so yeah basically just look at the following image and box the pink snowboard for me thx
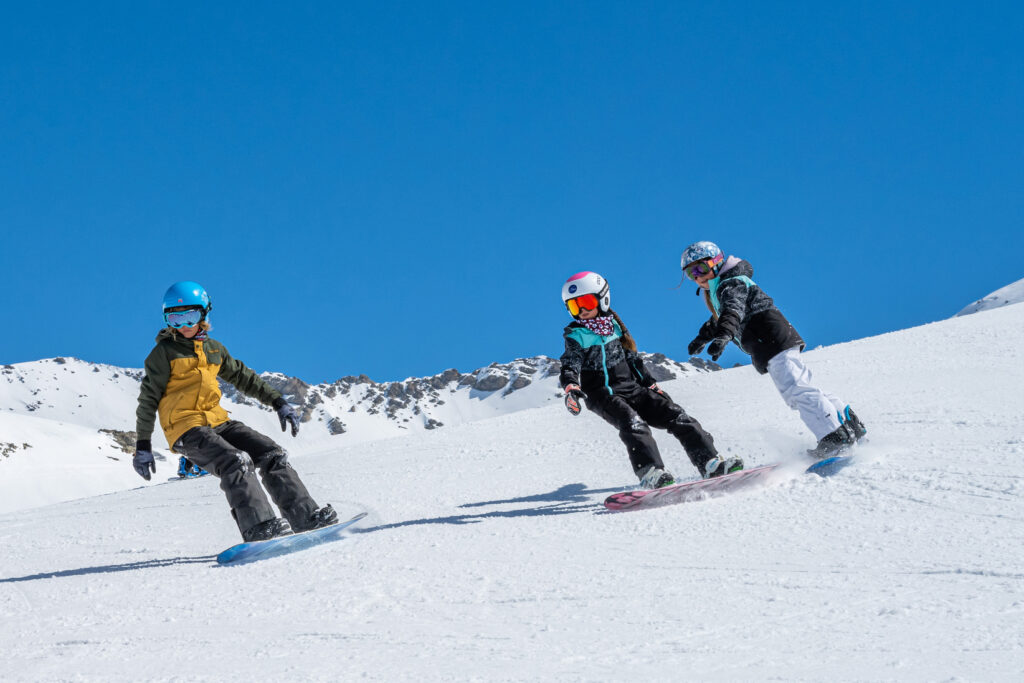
[604,464,780,511]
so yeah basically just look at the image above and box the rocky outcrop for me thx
[1,442,31,458]
[99,429,136,454]
[252,354,719,436]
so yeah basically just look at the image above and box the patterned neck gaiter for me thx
[174,328,208,342]
[580,316,615,337]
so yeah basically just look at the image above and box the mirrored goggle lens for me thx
[684,260,714,280]
[566,294,600,316]
[165,308,203,328]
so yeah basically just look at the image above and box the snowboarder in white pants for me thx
[767,347,849,443]
[680,241,867,457]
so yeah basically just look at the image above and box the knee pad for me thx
[669,411,691,427]
[232,451,255,476]
[627,417,650,435]
[264,449,290,469]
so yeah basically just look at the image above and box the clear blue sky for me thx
[2,2,1021,383]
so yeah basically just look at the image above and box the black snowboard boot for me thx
[844,407,867,441]
[808,424,855,459]
[242,517,293,542]
[292,504,339,533]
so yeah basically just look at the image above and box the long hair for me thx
[608,309,638,352]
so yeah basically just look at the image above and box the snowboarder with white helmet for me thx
[680,242,867,458]
[132,281,338,542]
[558,271,739,488]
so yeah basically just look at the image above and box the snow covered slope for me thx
[956,277,1024,316]
[0,302,1021,681]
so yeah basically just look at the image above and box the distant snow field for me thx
[1,290,1022,681]
[956,276,1024,316]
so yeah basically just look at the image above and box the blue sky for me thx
[2,2,1021,383]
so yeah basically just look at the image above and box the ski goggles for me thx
[164,307,204,329]
[683,259,717,281]
[566,293,600,316]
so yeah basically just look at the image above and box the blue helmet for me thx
[162,281,212,313]
[681,241,724,271]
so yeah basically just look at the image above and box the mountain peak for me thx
[955,278,1024,317]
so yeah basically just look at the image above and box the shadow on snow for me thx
[459,482,624,508]
[354,482,624,533]
[0,555,218,583]
[1,484,624,580]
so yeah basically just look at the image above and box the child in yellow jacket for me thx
[133,281,336,542]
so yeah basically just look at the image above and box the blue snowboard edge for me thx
[806,454,855,477]
[217,511,368,565]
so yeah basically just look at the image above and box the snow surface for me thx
[956,277,1024,316]
[2,303,1023,681]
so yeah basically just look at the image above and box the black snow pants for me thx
[174,421,318,537]
[587,386,718,477]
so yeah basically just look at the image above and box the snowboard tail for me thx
[217,512,367,565]
[806,453,855,477]
[167,471,211,482]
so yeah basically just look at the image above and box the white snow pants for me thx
[766,347,847,441]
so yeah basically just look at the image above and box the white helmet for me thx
[561,271,611,314]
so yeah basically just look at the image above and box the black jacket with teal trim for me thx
[702,257,804,374]
[558,318,656,397]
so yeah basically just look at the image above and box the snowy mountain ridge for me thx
[2,351,719,439]
[246,351,719,436]
[0,351,719,514]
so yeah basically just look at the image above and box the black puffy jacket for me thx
[701,257,804,374]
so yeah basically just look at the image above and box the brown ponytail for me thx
[608,309,638,352]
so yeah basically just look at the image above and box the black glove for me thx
[708,337,730,361]
[687,321,716,356]
[564,385,587,416]
[649,383,670,399]
[133,440,156,480]
[687,336,708,356]
[274,399,301,437]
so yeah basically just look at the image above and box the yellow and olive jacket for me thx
[136,328,283,450]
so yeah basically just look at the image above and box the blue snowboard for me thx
[217,511,367,565]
